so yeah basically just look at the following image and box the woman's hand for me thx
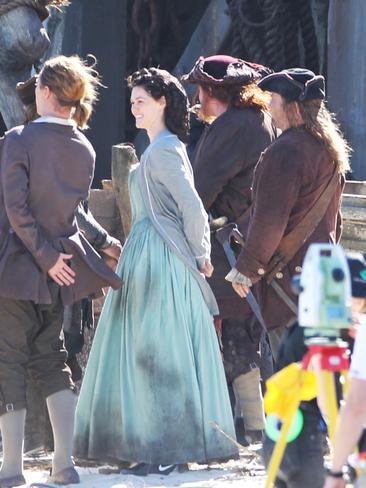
[48,253,75,286]
[200,260,214,277]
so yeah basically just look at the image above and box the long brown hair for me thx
[39,55,101,129]
[199,82,270,112]
[284,99,351,173]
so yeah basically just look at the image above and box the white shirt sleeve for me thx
[350,316,366,381]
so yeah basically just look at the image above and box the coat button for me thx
[276,272,284,279]
[295,266,302,273]
[257,268,265,275]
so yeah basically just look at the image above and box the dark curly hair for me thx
[128,68,190,142]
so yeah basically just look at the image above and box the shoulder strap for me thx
[266,168,340,283]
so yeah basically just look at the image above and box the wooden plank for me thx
[61,0,127,187]
[344,181,366,196]
[174,0,231,88]
[111,143,137,240]
[327,0,366,180]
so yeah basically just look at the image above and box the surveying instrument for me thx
[264,243,353,488]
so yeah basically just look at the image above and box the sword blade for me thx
[222,240,268,333]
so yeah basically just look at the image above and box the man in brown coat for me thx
[0,55,122,487]
[227,68,350,358]
[183,55,276,444]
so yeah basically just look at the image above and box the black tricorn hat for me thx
[347,253,366,298]
[182,55,263,86]
[258,68,325,102]
[16,76,36,107]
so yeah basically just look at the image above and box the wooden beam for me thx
[111,143,138,239]
[327,0,366,180]
[174,0,232,83]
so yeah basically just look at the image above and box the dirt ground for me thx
[23,448,267,487]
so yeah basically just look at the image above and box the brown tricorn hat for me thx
[16,76,37,107]
[182,55,266,86]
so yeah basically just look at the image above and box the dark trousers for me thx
[221,315,262,382]
[0,282,74,416]
[262,409,326,488]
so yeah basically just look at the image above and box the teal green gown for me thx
[74,167,237,465]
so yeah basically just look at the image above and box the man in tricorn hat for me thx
[183,55,276,444]
[226,68,350,357]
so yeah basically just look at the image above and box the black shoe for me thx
[120,463,150,476]
[148,464,176,475]
[245,429,264,445]
[121,463,176,476]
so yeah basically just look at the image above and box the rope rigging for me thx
[0,0,69,20]
[226,0,321,73]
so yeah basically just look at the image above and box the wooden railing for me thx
[342,182,366,252]
[90,146,366,254]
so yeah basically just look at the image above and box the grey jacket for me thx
[136,129,218,315]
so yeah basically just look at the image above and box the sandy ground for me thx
[22,449,267,487]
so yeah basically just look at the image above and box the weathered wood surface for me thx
[61,0,128,186]
[327,0,366,180]
[341,191,366,252]
[89,188,123,241]
[0,6,50,128]
[89,176,366,255]
[174,0,231,81]
[111,143,137,239]
[344,181,366,196]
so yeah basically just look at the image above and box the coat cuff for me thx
[196,256,206,269]
[225,268,252,286]
[33,244,60,273]
[235,248,267,283]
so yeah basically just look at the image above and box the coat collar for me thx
[33,116,76,127]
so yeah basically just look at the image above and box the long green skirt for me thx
[74,170,237,464]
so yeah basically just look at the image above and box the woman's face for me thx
[130,85,166,131]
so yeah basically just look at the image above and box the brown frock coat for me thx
[0,122,122,306]
[236,126,344,331]
[192,106,276,319]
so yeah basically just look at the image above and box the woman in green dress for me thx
[74,68,238,475]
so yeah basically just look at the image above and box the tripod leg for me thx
[322,371,338,447]
[265,397,301,488]
[341,369,349,397]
